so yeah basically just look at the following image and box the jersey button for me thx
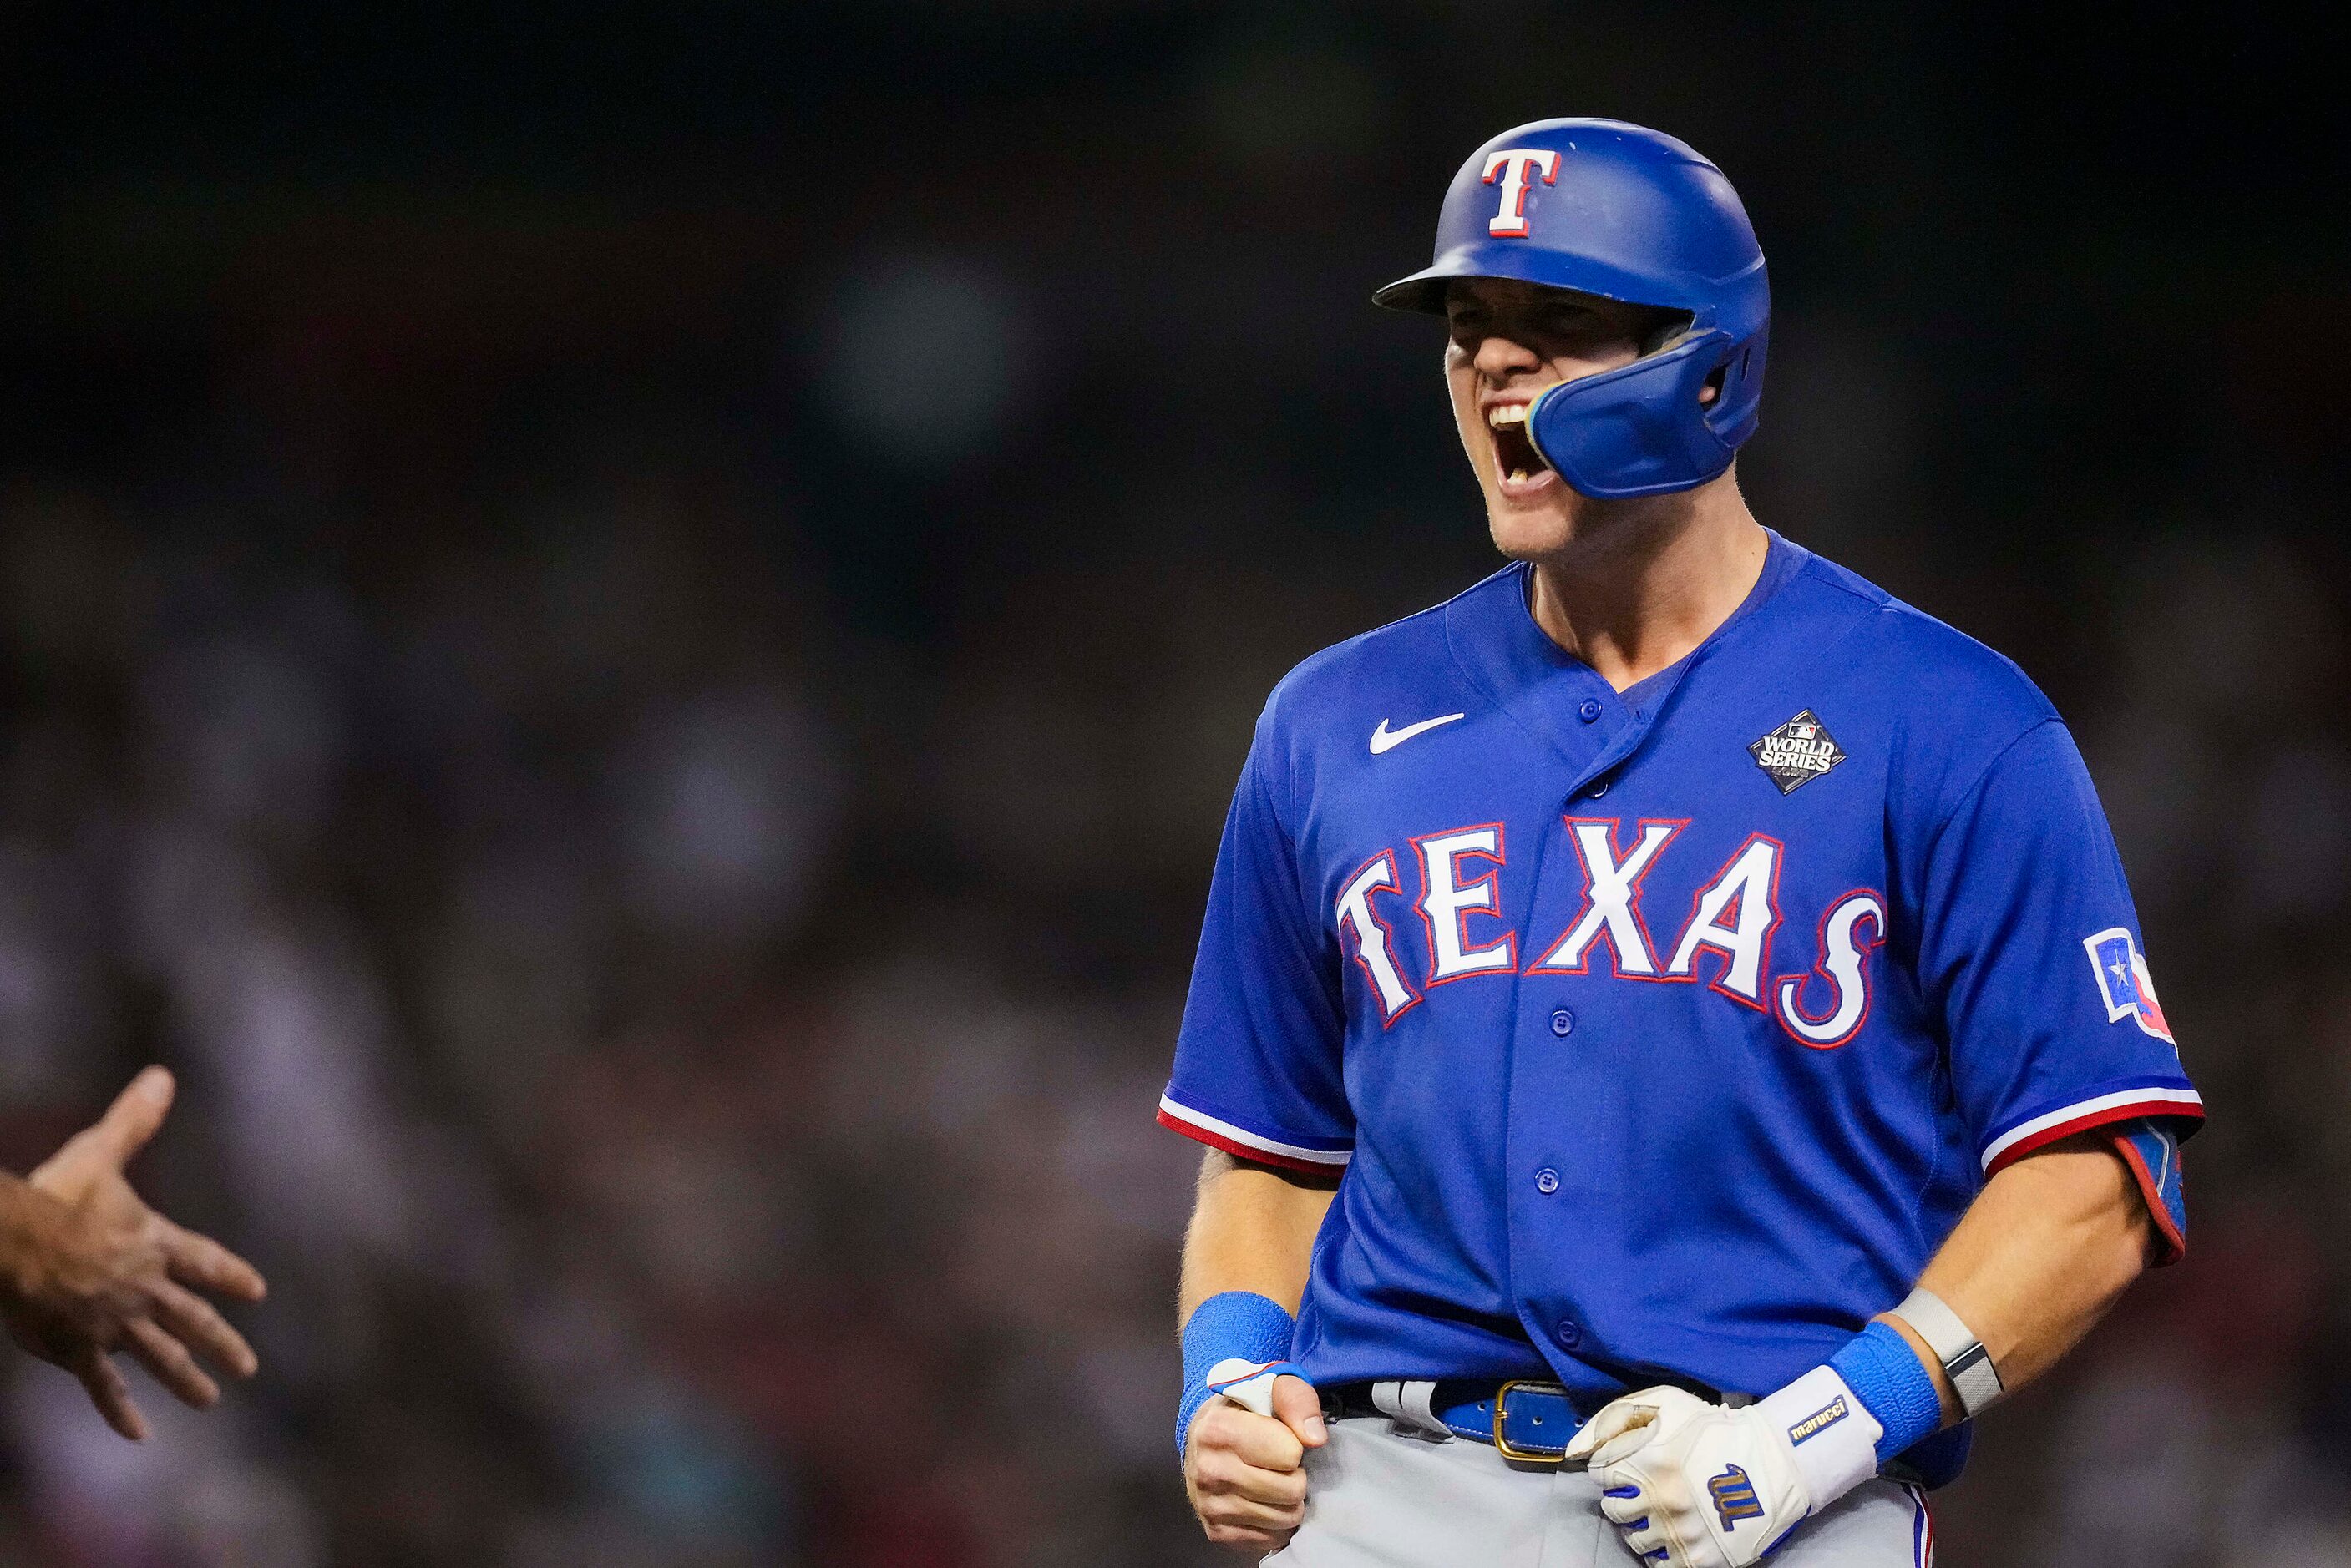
[1548,1009,1574,1037]
[1585,780,1609,798]
[1578,698,1603,723]
[1555,1318,1583,1350]
[1534,1167,1560,1195]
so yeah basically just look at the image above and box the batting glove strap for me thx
[1752,1365,1885,1512]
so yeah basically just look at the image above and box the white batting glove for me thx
[1563,1371,1882,1567]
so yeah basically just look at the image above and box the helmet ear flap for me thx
[1528,331,1741,499]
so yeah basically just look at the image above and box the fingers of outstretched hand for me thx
[90,1068,175,1167]
[151,1279,258,1378]
[72,1347,148,1442]
[161,1221,267,1302]
[124,1316,220,1409]
[33,1068,175,1193]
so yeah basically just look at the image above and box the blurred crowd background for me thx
[0,3,2344,1564]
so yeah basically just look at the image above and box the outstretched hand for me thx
[1,1067,266,1439]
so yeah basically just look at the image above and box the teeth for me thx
[1509,468,1529,483]
[1488,405,1529,429]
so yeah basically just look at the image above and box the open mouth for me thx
[1487,403,1548,486]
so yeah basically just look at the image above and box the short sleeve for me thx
[1916,720,2203,1176]
[1158,734,1355,1175]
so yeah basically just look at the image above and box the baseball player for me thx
[1160,119,2200,1566]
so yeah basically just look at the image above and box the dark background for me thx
[0,4,2343,1563]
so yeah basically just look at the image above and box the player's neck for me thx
[1523,479,1768,693]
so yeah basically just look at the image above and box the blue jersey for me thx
[1158,533,2201,1414]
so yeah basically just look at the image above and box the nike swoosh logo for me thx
[1369,713,1467,754]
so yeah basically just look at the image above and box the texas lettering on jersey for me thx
[1337,818,1885,1051]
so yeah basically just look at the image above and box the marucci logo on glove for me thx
[1709,1464,1764,1529]
[1750,710,1847,795]
[1785,1395,1849,1445]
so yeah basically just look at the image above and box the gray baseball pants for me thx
[1264,1415,1935,1567]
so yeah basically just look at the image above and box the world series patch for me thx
[1751,710,1847,795]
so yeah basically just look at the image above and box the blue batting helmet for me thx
[1375,119,1768,499]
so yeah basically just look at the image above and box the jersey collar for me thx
[1442,530,1811,782]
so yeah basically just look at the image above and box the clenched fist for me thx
[0,1067,267,1439]
[1183,1372,1327,1554]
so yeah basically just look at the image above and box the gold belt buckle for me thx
[1491,1378,1570,1464]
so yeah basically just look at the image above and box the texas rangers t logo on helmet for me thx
[2083,928,2173,1043]
[1481,149,1559,237]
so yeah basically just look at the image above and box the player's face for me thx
[1444,279,1683,557]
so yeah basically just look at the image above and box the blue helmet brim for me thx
[1373,242,1763,331]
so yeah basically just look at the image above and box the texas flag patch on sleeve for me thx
[2083,928,2173,1043]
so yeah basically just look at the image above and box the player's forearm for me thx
[1178,1151,1339,1321]
[1886,1130,2151,1421]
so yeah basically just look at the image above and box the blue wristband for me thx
[1177,1292,1299,1459]
[1827,1320,1945,1463]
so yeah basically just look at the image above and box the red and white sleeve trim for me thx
[1979,1085,2204,1174]
[1156,1095,1353,1176]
